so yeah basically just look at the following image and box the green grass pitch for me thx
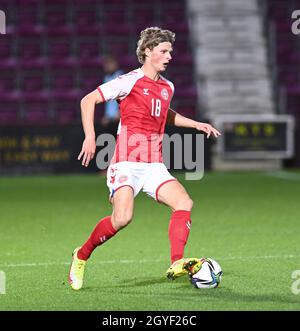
[0,171,300,311]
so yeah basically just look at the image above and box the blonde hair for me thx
[136,27,175,64]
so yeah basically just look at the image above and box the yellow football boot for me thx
[68,247,86,290]
[166,257,203,280]
[183,257,206,275]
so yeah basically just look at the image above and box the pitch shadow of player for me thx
[115,276,168,288]
[66,277,168,292]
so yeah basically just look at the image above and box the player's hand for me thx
[195,122,221,138]
[78,136,96,167]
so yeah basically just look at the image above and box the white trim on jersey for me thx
[160,75,175,97]
[117,120,121,135]
[98,68,175,101]
[98,68,144,102]
[98,68,175,137]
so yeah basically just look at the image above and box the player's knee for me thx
[184,197,194,211]
[175,196,193,211]
[112,211,133,230]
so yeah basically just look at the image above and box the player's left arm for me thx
[167,108,221,138]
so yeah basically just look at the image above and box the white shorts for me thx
[106,161,176,202]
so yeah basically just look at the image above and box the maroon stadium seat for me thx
[0,0,199,125]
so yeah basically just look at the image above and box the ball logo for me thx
[161,88,169,100]
[119,175,128,183]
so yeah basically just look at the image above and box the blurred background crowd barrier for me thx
[0,0,299,175]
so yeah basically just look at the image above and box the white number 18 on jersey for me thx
[151,98,161,117]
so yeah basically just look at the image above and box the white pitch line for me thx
[0,259,166,268]
[0,254,299,268]
[220,254,300,261]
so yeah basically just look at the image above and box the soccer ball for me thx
[189,258,223,289]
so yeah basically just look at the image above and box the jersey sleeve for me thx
[97,70,141,102]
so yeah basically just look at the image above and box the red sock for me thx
[77,216,117,260]
[168,210,192,263]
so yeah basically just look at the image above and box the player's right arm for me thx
[78,70,141,167]
[78,90,104,167]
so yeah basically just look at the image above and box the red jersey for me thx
[97,68,174,164]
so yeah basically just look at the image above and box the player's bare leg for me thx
[157,180,193,212]
[68,187,134,290]
[110,186,135,231]
[157,180,202,280]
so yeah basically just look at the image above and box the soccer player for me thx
[69,27,221,290]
